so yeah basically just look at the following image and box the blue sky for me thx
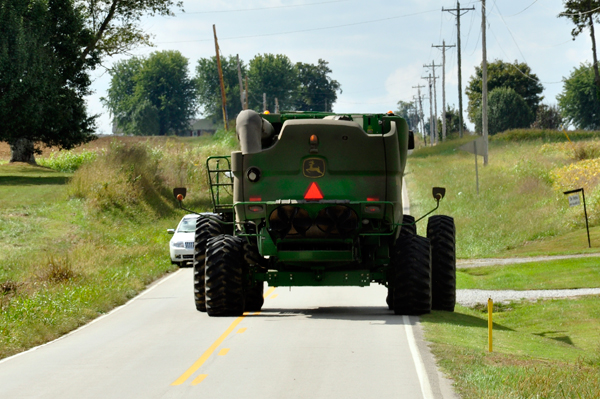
[87,0,595,134]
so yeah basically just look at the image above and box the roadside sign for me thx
[568,194,581,207]
[563,188,591,248]
[458,136,487,156]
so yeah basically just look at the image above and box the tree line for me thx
[104,52,342,136]
[397,58,600,137]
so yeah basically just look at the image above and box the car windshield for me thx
[177,218,197,233]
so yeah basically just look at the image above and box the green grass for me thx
[0,132,238,359]
[406,136,600,258]
[423,298,600,398]
[458,257,600,290]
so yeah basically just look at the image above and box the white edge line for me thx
[0,269,183,365]
[403,315,434,399]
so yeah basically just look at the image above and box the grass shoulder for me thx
[0,133,238,359]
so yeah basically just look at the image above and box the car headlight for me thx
[171,241,185,248]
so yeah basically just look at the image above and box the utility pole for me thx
[443,1,475,138]
[432,41,456,141]
[412,84,426,139]
[275,98,279,113]
[213,25,228,130]
[424,61,442,144]
[244,76,249,110]
[422,74,434,146]
[263,93,267,112]
[482,0,489,165]
[236,55,245,110]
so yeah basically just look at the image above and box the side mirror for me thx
[167,229,175,234]
[432,187,446,201]
[408,130,415,150]
[173,187,187,201]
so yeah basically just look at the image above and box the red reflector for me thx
[304,182,324,200]
[365,205,381,213]
[367,197,379,201]
[249,196,261,202]
[248,205,264,212]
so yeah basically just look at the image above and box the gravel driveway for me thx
[456,254,600,307]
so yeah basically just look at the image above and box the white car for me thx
[168,214,199,267]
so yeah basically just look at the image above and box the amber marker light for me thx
[177,194,184,201]
[310,134,319,145]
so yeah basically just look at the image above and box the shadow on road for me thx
[249,306,411,324]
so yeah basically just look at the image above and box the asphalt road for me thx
[0,268,457,399]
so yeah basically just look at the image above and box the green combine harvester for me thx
[174,110,456,317]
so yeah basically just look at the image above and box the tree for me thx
[195,55,246,122]
[443,105,468,136]
[248,54,298,112]
[396,101,420,132]
[79,0,183,61]
[559,1,600,100]
[103,51,196,136]
[466,59,543,126]
[474,87,533,135]
[0,0,98,163]
[531,104,564,130]
[295,59,341,112]
[557,63,600,130]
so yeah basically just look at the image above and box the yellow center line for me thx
[264,286,276,298]
[171,313,248,386]
[237,328,247,334]
[171,287,276,387]
[270,294,278,299]
[191,374,207,386]
[218,348,230,356]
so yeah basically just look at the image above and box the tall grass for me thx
[0,130,239,358]
[407,136,600,258]
[68,131,238,217]
[37,150,98,172]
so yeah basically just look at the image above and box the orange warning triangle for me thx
[304,182,324,200]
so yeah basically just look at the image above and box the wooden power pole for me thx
[424,61,442,144]
[443,1,475,138]
[422,74,434,146]
[482,0,489,165]
[213,25,228,130]
[412,84,426,140]
[432,41,456,141]
[236,55,245,110]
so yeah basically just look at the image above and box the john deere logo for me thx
[303,158,325,178]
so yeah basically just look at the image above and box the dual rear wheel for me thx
[387,214,456,315]
[194,227,265,317]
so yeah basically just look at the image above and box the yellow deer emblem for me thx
[303,158,325,178]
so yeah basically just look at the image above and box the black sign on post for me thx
[563,188,591,248]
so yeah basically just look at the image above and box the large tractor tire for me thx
[243,240,265,312]
[205,235,245,317]
[427,215,456,312]
[392,234,432,315]
[193,216,222,312]
[387,214,417,310]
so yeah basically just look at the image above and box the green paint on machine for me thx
[177,110,456,317]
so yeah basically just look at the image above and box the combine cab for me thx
[176,110,456,316]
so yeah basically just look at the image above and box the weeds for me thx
[37,150,99,172]
[37,256,76,284]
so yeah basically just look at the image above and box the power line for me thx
[156,9,440,44]
[496,0,539,17]
[177,0,352,15]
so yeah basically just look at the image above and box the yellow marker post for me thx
[488,298,493,352]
